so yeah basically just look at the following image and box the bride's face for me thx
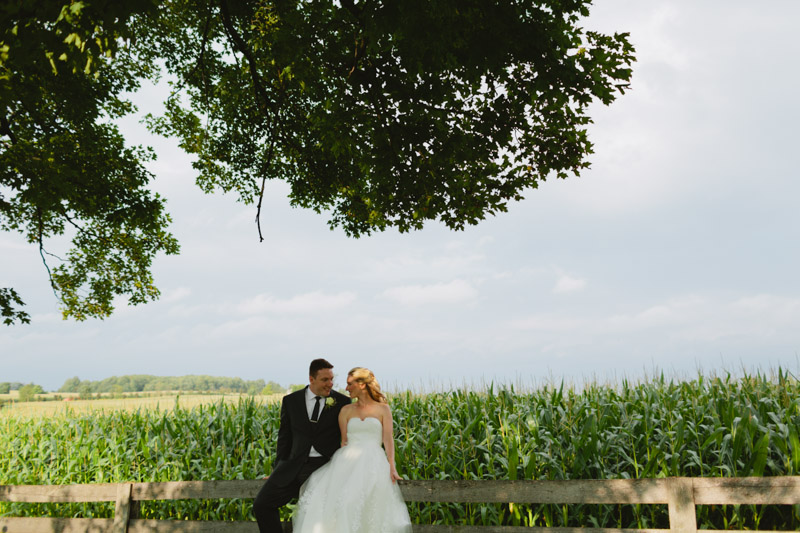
[345,376,364,399]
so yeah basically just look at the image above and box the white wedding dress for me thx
[293,417,413,533]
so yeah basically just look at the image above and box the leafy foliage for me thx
[0,381,28,393]
[16,383,44,402]
[0,0,179,322]
[261,380,285,395]
[0,288,29,325]
[145,0,634,238]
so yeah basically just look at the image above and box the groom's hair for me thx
[309,358,334,378]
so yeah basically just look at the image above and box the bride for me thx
[292,367,413,533]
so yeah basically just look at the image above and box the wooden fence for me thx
[2,476,800,533]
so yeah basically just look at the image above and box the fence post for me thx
[112,482,133,533]
[667,477,696,533]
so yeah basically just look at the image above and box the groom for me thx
[253,358,349,533]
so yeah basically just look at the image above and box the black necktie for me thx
[311,396,321,422]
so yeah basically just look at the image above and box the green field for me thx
[0,391,279,417]
[2,371,799,529]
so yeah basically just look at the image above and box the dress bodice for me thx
[346,417,383,447]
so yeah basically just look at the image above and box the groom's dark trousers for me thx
[253,387,347,533]
[253,456,327,532]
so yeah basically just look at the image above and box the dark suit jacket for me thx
[269,387,349,487]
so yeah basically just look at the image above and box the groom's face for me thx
[309,368,334,397]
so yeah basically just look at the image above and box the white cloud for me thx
[508,293,800,346]
[381,280,478,306]
[204,315,280,340]
[28,312,62,324]
[364,249,486,284]
[510,315,587,332]
[605,296,705,331]
[237,291,357,315]
[431,253,486,271]
[553,274,587,294]
[162,287,192,304]
[167,303,217,318]
[0,236,29,252]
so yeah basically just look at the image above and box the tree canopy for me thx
[1,0,634,323]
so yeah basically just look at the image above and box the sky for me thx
[2,2,799,392]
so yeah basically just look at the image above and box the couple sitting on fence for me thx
[253,358,412,533]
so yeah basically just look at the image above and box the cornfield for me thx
[2,370,800,529]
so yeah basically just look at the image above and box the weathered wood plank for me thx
[0,480,266,504]
[692,476,800,505]
[2,478,674,504]
[113,483,133,533]
[131,479,265,501]
[0,483,118,502]
[0,516,115,532]
[126,519,260,532]
[126,520,298,532]
[0,519,667,533]
[399,479,670,504]
[666,478,696,533]
[5,475,800,533]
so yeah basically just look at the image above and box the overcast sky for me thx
[3,2,799,392]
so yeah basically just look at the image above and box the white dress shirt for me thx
[305,386,323,457]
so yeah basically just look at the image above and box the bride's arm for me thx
[338,406,349,446]
[381,404,402,483]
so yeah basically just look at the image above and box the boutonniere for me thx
[324,397,336,410]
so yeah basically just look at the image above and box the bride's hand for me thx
[389,467,403,483]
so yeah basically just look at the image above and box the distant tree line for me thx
[58,375,285,396]
[0,382,25,394]
[1,382,43,394]
[0,382,44,402]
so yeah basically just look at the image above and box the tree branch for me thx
[218,0,283,242]
[199,13,213,110]
[36,208,59,300]
[254,137,276,242]
[218,0,271,114]
[0,115,17,144]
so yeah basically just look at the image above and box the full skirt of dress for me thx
[293,417,413,533]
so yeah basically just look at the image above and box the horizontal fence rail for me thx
[2,477,800,533]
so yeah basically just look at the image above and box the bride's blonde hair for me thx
[348,367,386,403]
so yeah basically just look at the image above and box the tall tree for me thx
[2,0,634,323]
[1,0,179,323]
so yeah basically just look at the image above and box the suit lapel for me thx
[316,392,344,425]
